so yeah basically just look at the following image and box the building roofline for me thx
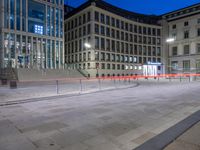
[65,0,161,25]
[161,2,200,17]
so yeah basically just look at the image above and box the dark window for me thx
[184,45,190,55]
[130,24,133,32]
[106,39,110,51]
[95,24,99,34]
[101,38,105,50]
[172,46,178,56]
[121,32,124,40]
[116,30,120,39]
[148,28,151,35]
[143,27,147,34]
[139,26,142,34]
[184,21,189,26]
[87,24,91,35]
[95,36,99,49]
[101,26,105,35]
[100,13,105,23]
[184,30,189,39]
[112,40,115,52]
[95,11,99,22]
[116,19,120,28]
[87,12,91,22]
[121,21,124,30]
[106,27,110,37]
[157,29,161,36]
[106,16,110,25]
[79,16,82,25]
[172,24,176,29]
[111,17,115,27]
[125,23,128,31]
[83,14,86,24]
[134,25,137,33]
[198,28,200,36]
[111,29,115,38]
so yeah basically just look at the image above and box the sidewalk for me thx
[0,78,138,105]
[134,110,200,150]
[164,121,200,150]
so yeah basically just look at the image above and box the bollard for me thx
[189,76,191,82]
[2,79,8,85]
[180,76,182,82]
[98,78,101,90]
[129,78,130,84]
[80,79,83,92]
[114,78,116,88]
[157,76,160,82]
[10,80,17,89]
[56,80,59,94]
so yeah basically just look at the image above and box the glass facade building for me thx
[0,0,64,69]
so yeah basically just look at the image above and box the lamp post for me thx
[84,43,99,77]
[166,38,175,74]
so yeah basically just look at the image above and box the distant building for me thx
[0,0,64,78]
[64,0,163,78]
[162,3,200,74]
[64,4,75,16]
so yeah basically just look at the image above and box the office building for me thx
[0,0,64,80]
[162,3,200,74]
[64,0,164,78]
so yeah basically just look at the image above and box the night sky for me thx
[64,0,200,15]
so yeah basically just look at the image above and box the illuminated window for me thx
[34,25,43,34]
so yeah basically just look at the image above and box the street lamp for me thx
[84,43,99,77]
[166,38,175,43]
[166,37,175,74]
[84,43,91,49]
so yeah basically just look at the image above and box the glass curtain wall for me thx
[2,0,64,69]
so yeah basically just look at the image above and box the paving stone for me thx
[164,140,200,150]
[22,121,68,133]
[0,135,36,150]
[177,122,200,146]
[51,130,91,147]
[100,122,139,137]
[0,119,21,139]
[33,137,61,150]
[132,132,157,145]
[60,143,89,150]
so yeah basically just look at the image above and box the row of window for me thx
[94,36,161,55]
[171,60,191,72]
[166,5,200,19]
[3,33,63,69]
[94,24,161,44]
[65,24,91,42]
[66,11,91,30]
[171,28,200,40]
[71,63,143,71]
[67,52,161,64]
[172,44,200,56]
[4,0,63,38]
[46,0,64,5]
[94,11,161,36]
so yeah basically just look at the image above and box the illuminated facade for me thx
[64,0,164,78]
[162,3,200,74]
[0,0,64,69]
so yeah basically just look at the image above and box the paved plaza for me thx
[0,81,200,150]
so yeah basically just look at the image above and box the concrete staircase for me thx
[16,68,85,81]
